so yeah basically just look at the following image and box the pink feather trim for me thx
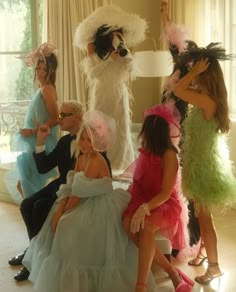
[165,23,190,53]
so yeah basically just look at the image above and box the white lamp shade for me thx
[134,50,173,77]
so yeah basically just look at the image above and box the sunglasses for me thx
[58,112,74,120]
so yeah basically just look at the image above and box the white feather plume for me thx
[73,5,147,50]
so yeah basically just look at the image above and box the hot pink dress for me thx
[123,148,187,250]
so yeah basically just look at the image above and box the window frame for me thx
[0,0,42,157]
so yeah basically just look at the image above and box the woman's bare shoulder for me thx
[41,84,56,94]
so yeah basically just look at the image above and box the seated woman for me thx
[22,110,157,292]
[123,104,194,292]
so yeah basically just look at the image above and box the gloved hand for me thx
[130,203,150,233]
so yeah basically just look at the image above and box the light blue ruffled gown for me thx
[4,88,58,202]
[23,171,157,292]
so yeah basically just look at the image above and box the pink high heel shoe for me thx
[175,268,194,292]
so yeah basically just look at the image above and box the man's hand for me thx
[37,124,50,146]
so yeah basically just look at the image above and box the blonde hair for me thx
[62,101,84,116]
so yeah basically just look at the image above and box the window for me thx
[0,0,42,160]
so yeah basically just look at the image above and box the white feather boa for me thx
[74,5,147,50]
[81,53,138,170]
[74,5,147,170]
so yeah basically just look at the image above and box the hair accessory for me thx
[81,110,116,152]
[18,42,58,66]
[176,42,234,67]
[144,102,180,138]
[164,22,190,54]
[73,5,147,50]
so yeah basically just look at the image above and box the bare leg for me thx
[17,180,24,198]
[195,209,222,284]
[188,238,207,266]
[135,222,157,291]
[123,216,182,290]
[153,244,184,288]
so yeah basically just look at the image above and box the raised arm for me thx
[173,58,216,119]
[160,0,170,33]
[33,133,67,174]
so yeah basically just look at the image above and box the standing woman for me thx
[173,43,236,284]
[160,0,201,257]
[6,43,59,200]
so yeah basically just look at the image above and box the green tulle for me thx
[181,107,236,210]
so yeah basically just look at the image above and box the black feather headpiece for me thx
[175,42,234,67]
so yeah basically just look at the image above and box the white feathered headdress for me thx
[73,5,147,50]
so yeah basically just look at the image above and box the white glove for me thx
[130,203,150,234]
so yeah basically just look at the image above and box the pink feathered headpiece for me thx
[164,22,190,54]
[19,42,58,66]
[144,102,180,138]
[82,110,116,152]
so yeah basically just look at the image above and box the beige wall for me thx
[112,0,165,122]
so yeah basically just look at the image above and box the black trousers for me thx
[20,181,59,240]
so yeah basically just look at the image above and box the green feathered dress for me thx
[181,107,236,210]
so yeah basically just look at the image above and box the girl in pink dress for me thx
[123,104,194,292]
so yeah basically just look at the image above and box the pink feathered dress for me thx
[123,148,187,250]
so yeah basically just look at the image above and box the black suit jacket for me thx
[33,134,76,190]
[20,134,76,239]
[22,134,112,239]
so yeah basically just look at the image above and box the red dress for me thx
[123,148,187,250]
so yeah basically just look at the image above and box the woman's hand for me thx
[20,128,34,137]
[87,43,95,56]
[161,0,168,14]
[63,196,80,212]
[51,198,69,233]
[190,58,209,76]
[130,203,150,233]
[160,0,170,28]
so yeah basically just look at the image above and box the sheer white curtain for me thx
[42,0,111,108]
[169,0,236,117]
[169,0,224,45]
